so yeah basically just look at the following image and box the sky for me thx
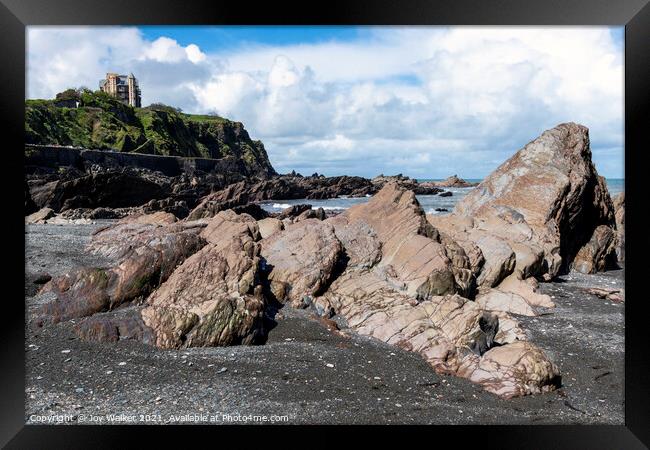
[26,26,624,179]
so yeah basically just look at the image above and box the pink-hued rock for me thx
[141,211,266,349]
[260,219,343,306]
[428,122,617,311]
[39,216,207,324]
[571,224,618,274]
[457,341,560,399]
[476,289,537,317]
[453,122,616,277]
[337,183,472,298]
[257,217,284,239]
[25,207,55,224]
[302,182,560,398]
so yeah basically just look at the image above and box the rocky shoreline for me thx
[25,122,625,423]
[25,222,623,424]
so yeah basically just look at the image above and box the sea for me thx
[259,178,625,215]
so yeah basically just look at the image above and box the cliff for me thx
[25,90,276,178]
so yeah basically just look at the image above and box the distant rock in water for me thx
[187,175,376,220]
[371,174,443,195]
[432,175,479,188]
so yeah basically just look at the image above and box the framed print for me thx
[2,0,649,447]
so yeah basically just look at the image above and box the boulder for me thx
[432,175,479,188]
[613,192,625,262]
[571,224,618,274]
[260,219,344,307]
[337,182,469,299]
[257,217,284,239]
[476,289,537,317]
[457,341,560,399]
[25,207,55,224]
[454,123,616,277]
[141,211,266,348]
[371,174,443,195]
[38,215,207,324]
[277,204,312,220]
[296,207,326,222]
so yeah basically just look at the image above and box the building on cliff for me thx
[99,72,141,107]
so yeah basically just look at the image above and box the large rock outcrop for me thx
[452,123,616,277]
[187,175,376,220]
[37,125,624,400]
[258,182,560,398]
[41,211,268,349]
[424,123,618,318]
[140,211,266,348]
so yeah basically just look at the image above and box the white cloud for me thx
[26,26,624,178]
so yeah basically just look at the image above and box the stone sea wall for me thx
[25,145,249,178]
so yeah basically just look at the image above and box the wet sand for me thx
[24,223,624,425]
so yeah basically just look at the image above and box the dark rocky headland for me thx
[25,92,624,424]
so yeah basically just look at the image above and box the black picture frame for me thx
[2,0,649,447]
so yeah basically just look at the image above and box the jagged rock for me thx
[87,207,121,220]
[141,197,191,219]
[296,207,326,221]
[336,183,469,299]
[439,191,452,197]
[454,123,616,277]
[186,181,250,220]
[431,175,479,188]
[26,207,55,224]
[472,233,516,290]
[426,123,616,314]
[73,307,152,343]
[613,192,625,262]
[571,225,618,274]
[257,217,284,239]
[260,219,343,307]
[230,203,269,220]
[371,174,443,195]
[141,211,266,348]
[119,211,178,225]
[277,204,312,220]
[34,170,169,212]
[38,216,207,324]
[495,274,554,308]
[187,175,376,220]
[300,183,559,398]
